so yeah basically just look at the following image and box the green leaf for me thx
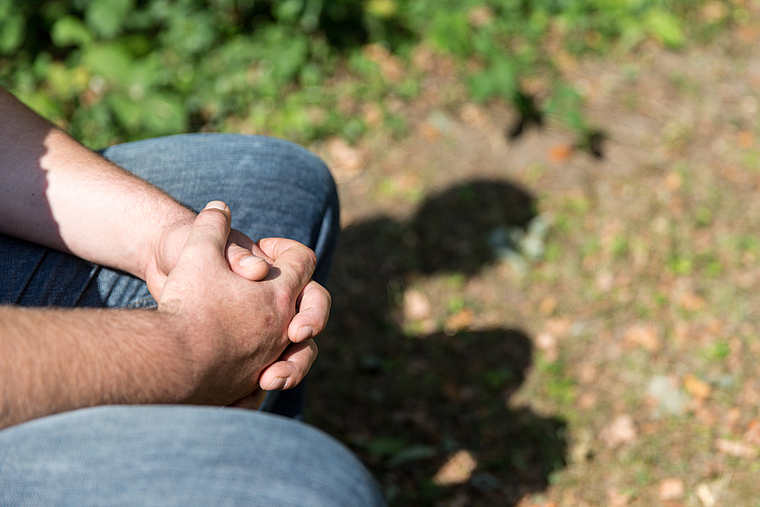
[82,44,134,85]
[275,0,304,22]
[365,0,398,19]
[141,93,187,135]
[387,445,437,468]
[164,12,217,56]
[469,58,516,101]
[86,0,135,38]
[51,16,94,48]
[429,12,471,56]
[644,8,685,48]
[0,12,25,54]
[107,93,143,130]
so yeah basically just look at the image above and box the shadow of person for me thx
[308,179,568,507]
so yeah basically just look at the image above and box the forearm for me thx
[0,88,194,279]
[0,305,191,429]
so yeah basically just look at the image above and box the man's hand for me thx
[144,218,271,301]
[158,201,328,406]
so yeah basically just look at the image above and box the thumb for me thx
[182,201,232,258]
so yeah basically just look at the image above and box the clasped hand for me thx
[150,201,329,408]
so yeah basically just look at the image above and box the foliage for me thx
[0,0,729,147]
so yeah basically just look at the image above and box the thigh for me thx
[0,406,385,507]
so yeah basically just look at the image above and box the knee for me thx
[281,422,387,507]
[236,134,338,209]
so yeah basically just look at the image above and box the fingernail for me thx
[296,325,313,342]
[266,377,287,391]
[239,255,265,267]
[204,201,228,212]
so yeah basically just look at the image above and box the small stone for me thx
[647,375,688,416]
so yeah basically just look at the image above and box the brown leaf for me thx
[325,137,366,181]
[548,144,575,163]
[607,488,630,507]
[684,374,712,400]
[715,438,759,458]
[433,450,478,486]
[658,477,685,501]
[679,292,707,311]
[445,309,474,334]
[403,289,432,321]
[624,324,661,352]
[600,414,638,448]
[363,43,404,82]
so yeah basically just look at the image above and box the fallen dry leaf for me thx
[684,374,712,400]
[738,130,754,149]
[363,43,404,82]
[624,324,661,352]
[361,102,384,128]
[404,288,432,321]
[658,477,685,501]
[546,317,573,337]
[538,295,558,316]
[459,103,490,128]
[696,483,716,507]
[665,171,683,191]
[607,487,630,507]
[325,137,366,181]
[433,450,478,486]
[444,308,474,334]
[744,419,760,445]
[535,331,559,363]
[715,438,759,458]
[600,414,638,448]
[679,292,707,311]
[548,143,575,163]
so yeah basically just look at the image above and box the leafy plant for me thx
[0,0,727,148]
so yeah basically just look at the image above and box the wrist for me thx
[139,210,195,295]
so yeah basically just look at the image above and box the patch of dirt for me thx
[309,26,760,507]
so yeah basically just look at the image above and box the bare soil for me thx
[307,24,760,507]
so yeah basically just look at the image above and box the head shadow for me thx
[309,178,568,506]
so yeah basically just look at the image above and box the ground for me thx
[302,23,760,507]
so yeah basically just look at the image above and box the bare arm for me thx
[0,305,187,428]
[0,204,328,429]
[0,87,194,281]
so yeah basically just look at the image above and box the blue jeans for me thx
[0,134,385,506]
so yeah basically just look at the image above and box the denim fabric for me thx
[0,406,386,507]
[0,135,384,505]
